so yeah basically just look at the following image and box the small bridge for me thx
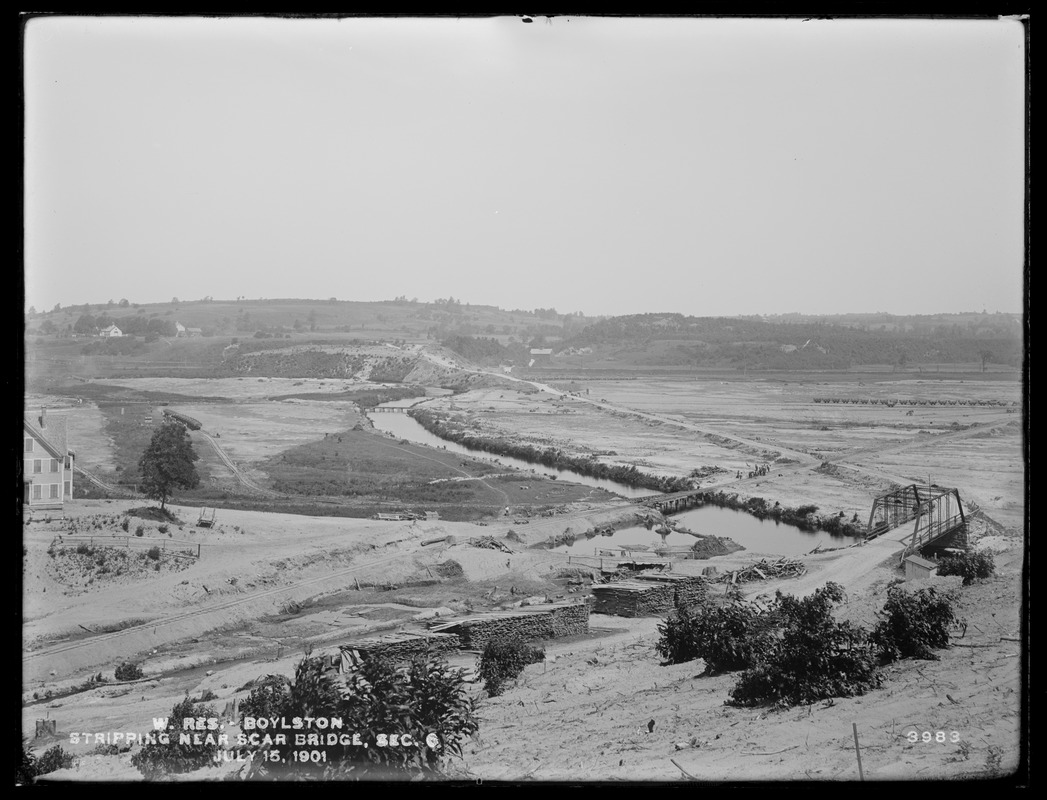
[866,484,968,561]
[632,489,704,514]
[371,406,409,413]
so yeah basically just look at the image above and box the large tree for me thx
[138,422,200,511]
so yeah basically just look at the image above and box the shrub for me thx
[477,639,546,696]
[75,543,91,555]
[656,600,775,673]
[239,674,293,723]
[17,739,38,784]
[158,524,169,534]
[728,583,881,708]
[936,550,996,585]
[131,696,219,779]
[871,586,958,662]
[135,526,145,537]
[121,518,130,532]
[147,546,161,561]
[241,654,478,779]
[115,662,144,681]
[36,745,76,775]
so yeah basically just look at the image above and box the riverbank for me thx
[408,407,695,493]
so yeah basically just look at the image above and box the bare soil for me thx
[22,368,1026,784]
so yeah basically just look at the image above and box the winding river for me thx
[369,397,860,555]
[367,399,652,498]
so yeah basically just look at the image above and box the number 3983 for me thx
[908,731,960,743]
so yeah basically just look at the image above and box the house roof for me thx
[23,413,70,459]
[529,348,553,355]
[100,324,121,333]
[903,554,937,570]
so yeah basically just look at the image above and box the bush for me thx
[17,739,38,784]
[936,550,996,585]
[147,546,161,561]
[115,662,144,681]
[656,600,775,673]
[75,543,91,555]
[36,745,76,775]
[121,518,130,532]
[131,696,219,779]
[239,674,293,723]
[158,524,169,534]
[477,639,546,697]
[871,586,958,662]
[728,583,882,708]
[135,526,145,537]
[240,654,478,779]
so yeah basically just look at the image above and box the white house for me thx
[23,410,75,511]
[175,322,187,336]
[99,324,123,338]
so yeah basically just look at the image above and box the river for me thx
[369,397,860,555]
[552,504,857,557]
[367,399,653,498]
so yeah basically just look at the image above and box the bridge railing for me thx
[903,515,965,557]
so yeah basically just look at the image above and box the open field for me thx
[22,349,1026,784]
[425,374,1023,534]
[22,496,1024,783]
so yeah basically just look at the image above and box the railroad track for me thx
[194,429,283,498]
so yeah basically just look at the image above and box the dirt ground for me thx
[22,499,1025,784]
[22,368,1026,784]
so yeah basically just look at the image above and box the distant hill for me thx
[24,299,1023,376]
[554,312,1022,371]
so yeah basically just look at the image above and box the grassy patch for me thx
[263,428,498,498]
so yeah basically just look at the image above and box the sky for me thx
[23,14,1027,318]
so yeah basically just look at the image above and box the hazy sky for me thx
[23,14,1026,317]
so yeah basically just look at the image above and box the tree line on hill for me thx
[438,312,1021,371]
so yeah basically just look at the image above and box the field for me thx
[22,343,1026,784]
[411,374,1023,536]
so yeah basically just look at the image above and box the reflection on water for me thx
[554,505,859,557]
[367,403,652,498]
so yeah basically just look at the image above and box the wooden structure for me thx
[338,631,461,671]
[427,601,590,650]
[632,489,706,514]
[23,411,75,511]
[633,573,708,607]
[197,507,216,527]
[590,581,675,617]
[903,554,937,581]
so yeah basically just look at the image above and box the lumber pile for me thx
[470,535,514,553]
[713,557,807,585]
[634,573,709,607]
[590,581,675,617]
[427,602,590,650]
[338,631,461,671]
